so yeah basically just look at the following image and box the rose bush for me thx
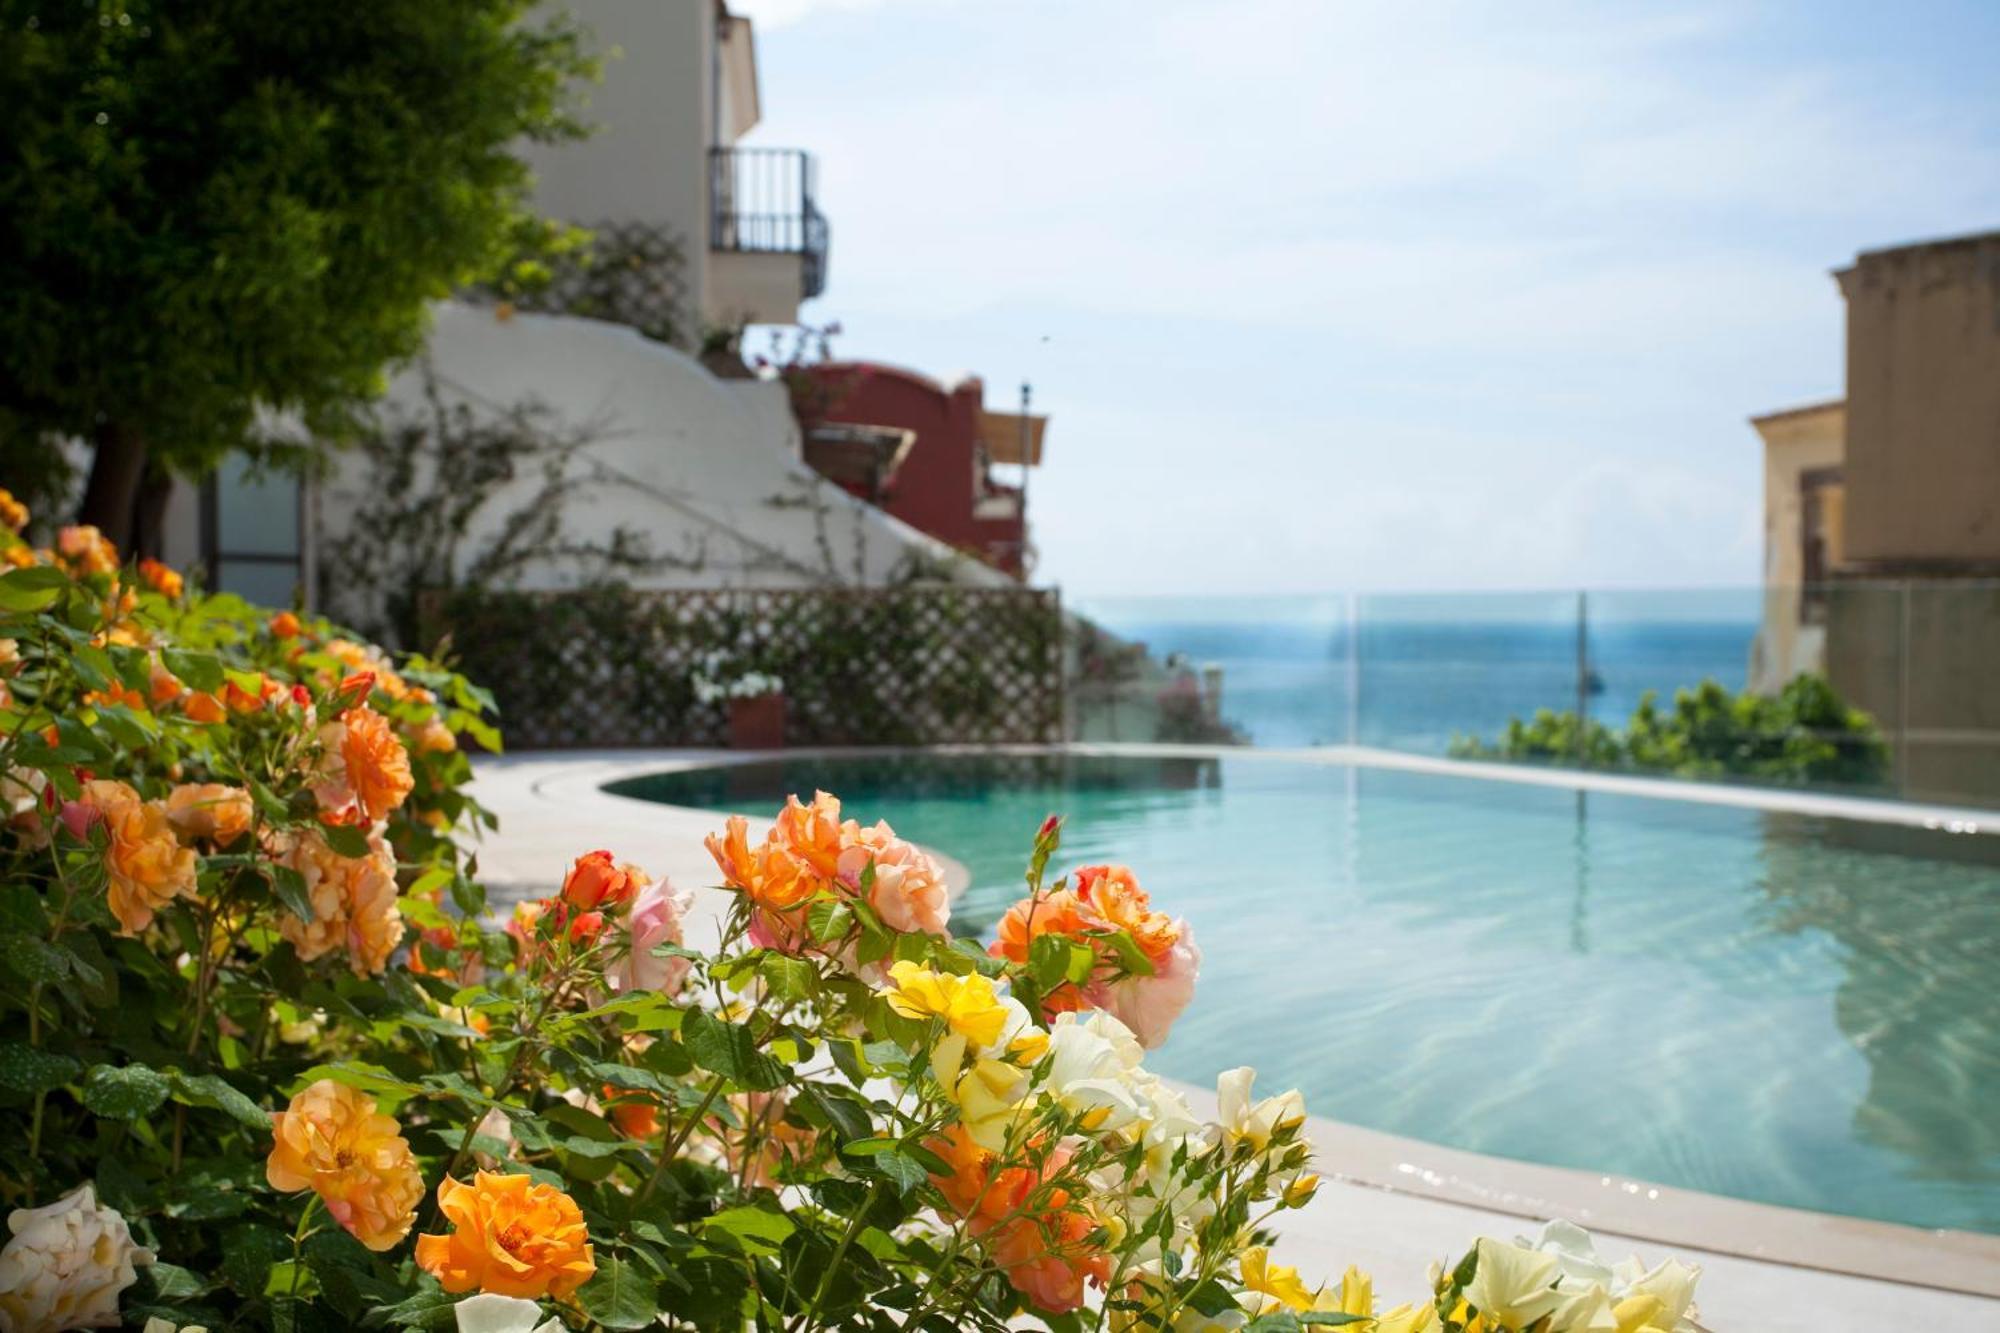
[0,486,1706,1332]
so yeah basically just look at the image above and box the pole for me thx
[1017,381,1033,579]
[1575,590,1590,766]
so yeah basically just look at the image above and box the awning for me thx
[978,410,1048,467]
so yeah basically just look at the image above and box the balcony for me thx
[707,147,830,321]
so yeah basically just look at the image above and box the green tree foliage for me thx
[1450,673,1890,788]
[0,0,593,547]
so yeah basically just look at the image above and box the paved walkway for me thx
[467,749,2000,1331]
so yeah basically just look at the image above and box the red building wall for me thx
[806,362,1027,577]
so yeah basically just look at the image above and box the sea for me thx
[1078,591,1764,752]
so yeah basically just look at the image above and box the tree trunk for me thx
[76,420,148,551]
[130,459,174,561]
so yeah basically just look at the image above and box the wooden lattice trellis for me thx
[432,585,1066,749]
[480,220,692,347]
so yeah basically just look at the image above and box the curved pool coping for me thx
[468,744,2000,1305]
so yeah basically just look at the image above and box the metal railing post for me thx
[1575,590,1590,765]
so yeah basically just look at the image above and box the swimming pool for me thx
[607,752,2000,1235]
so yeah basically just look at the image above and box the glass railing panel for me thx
[1353,590,1583,757]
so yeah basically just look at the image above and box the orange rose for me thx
[704,815,815,913]
[987,1201,1110,1315]
[136,558,183,600]
[560,849,648,913]
[412,717,457,754]
[0,488,26,533]
[55,525,118,576]
[163,783,254,846]
[270,827,405,975]
[182,690,227,724]
[223,673,279,713]
[267,1079,423,1252]
[772,791,846,880]
[270,610,302,639]
[926,1129,1108,1313]
[414,1171,596,1300]
[604,1088,658,1140]
[84,682,147,712]
[312,706,413,823]
[1071,864,1180,962]
[78,780,197,936]
[146,659,183,708]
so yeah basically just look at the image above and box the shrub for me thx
[0,487,1706,1331]
[1451,673,1889,788]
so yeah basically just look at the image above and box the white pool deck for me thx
[466,745,2000,1331]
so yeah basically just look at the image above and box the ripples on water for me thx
[611,754,2000,1234]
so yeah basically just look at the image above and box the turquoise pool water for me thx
[608,753,2000,1234]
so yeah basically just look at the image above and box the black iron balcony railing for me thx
[708,146,830,300]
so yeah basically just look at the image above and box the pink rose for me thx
[609,878,695,996]
[837,822,950,937]
[1091,919,1200,1049]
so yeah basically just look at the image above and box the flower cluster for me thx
[706,789,950,949]
[0,486,1707,1333]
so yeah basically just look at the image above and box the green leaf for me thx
[0,931,70,985]
[221,1222,292,1296]
[0,566,68,612]
[1028,931,1087,991]
[320,822,372,859]
[267,863,314,922]
[146,1261,206,1299]
[367,1285,458,1330]
[806,899,852,942]
[167,1070,269,1131]
[1096,927,1156,978]
[682,1009,788,1090]
[575,1253,661,1329]
[839,1137,898,1157]
[758,953,816,1004]
[1186,1278,1240,1318]
[81,1063,171,1120]
[862,1148,927,1196]
[0,1043,79,1097]
[800,1081,874,1143]
[161,648,225,692]
[702,1205,796,1253]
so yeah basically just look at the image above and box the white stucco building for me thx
[162,1,998,618]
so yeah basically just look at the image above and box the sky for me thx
[732,0,2000,598]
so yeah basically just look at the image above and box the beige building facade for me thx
[1751,230,2000,803]
[523,0,827,328]
[1748,400,1845,695]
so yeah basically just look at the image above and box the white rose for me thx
[453,1292,564,1333]
[1214,1066,1306,1151]
[0,1184,153,1333]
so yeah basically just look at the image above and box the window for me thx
[202,455,303,608]
[1798,466,1842,625]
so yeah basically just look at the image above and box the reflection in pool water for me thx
[608,753,2000,1234]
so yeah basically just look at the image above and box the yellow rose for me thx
[883,961,1010,1048]
[1240,1246,1315,1312]
[267,1080,423,1252]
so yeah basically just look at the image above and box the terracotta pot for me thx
[728,692,786,750]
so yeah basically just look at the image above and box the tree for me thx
[0,1,593,549]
